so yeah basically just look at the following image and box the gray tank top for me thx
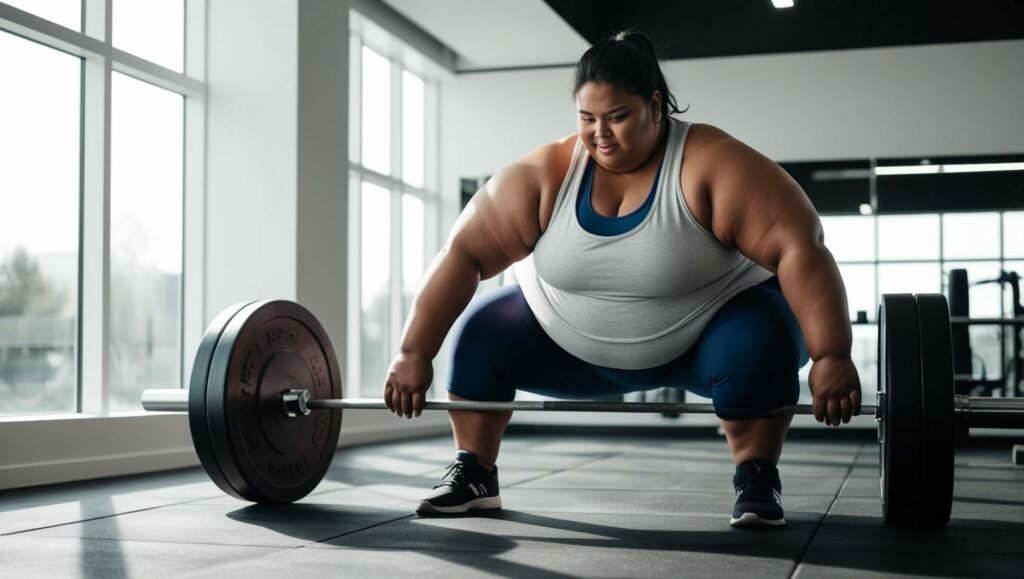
[513,118,774,370]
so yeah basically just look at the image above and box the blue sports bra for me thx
[575,155,663,236]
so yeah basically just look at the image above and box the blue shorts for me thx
[445,278,810,419]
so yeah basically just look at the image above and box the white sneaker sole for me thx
[730,512,786,527]
[416,495,502,515]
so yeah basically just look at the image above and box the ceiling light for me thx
[938,162,1024,174]
[874,162,1024,176]
[772,0,795,8]
[859,203,873,216]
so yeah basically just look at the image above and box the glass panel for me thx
[1004,211,1024,258]
[4,0,81,31]
[361,46,391,175]
[1005,260,1024,317]
[402,71,425,188]
[109,73,183,410]
[877,214,940,261]
[942,261,1003,318]
[0,32,81,415]
[402,194,425,319]
[821,216,875,262]
[878,262,941,296]
[113,0,184,72]
[361,182,391,395]
[942,213,1000,260]
[837,264,876,322]
[966,326,1003,385]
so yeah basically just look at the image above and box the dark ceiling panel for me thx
[544,0,1024,60]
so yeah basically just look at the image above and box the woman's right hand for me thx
[383,351,434,418]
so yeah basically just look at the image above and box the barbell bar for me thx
[143,389,881,416]
[138,294,1024,527]
[142,388,1024,429]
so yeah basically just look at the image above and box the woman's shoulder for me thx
[681,122,735,156]
[529,133,577,169]
[514,134,578,189]
[678,121,750,184]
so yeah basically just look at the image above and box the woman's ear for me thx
[650,90,663,123]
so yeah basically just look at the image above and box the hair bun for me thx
[612,29,659,57]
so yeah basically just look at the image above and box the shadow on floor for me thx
[225,504,816,577]
[226,503,1024,578]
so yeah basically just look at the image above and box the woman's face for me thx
[575,82,663,173]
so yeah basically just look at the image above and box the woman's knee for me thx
[446,285,534,401]
[696,291,805,416]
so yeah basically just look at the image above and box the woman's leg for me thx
[447,392,512,473]
[678,280,810,464]
[445,284,629,471]
[719,415,793,464]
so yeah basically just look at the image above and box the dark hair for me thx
[572,30,687,119]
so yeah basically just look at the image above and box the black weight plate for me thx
[205,300,343,503]
[188,301,256,500]
[916,294,955,527]
[878,294,922,526]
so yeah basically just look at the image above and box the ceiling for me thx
[381,0,588,70]
[545,0,1024,61]
[382,0,1024,71]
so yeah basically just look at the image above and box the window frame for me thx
[348,17,441,398]
[823,210,1014,321]
[0,2,205,418]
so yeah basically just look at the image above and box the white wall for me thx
[205,1,299,312]
[440,39,1024,230]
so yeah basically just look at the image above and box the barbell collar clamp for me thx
[282,389,312,418]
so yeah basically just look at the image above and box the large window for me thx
[816,211,1024,394]
[0,29,81,415]
[0,1,203,415]
[349,13,439,397]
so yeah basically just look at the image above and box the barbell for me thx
[140,294,1024,527]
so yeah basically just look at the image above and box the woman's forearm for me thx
[776,243,852,362]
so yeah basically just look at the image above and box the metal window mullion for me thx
[425,77,440,264]
[873,215,879,322]
[388,59,404,358]
[79,0,112,415]
[999,211,1005,318]
[181,0,206,390]
[939,213,946,295]
[111,49,203,97]
[355,165,431,197]
[349,35,362,166]
[348,37,363,396]
[424,78,439,196]
[0,5,201,96]
[348,172,363,397]
[0,2,106,58]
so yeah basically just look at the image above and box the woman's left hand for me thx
[808,355,862,426]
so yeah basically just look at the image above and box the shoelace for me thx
[734,470,778,499]
[434,461,470,490]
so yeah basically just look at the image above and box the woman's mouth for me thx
[596,143,617,154]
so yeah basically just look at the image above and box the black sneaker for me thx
[416,450,502,515]
[730,459,785,527]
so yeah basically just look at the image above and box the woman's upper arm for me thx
[446,157,546,280]
[698,128,823,271]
